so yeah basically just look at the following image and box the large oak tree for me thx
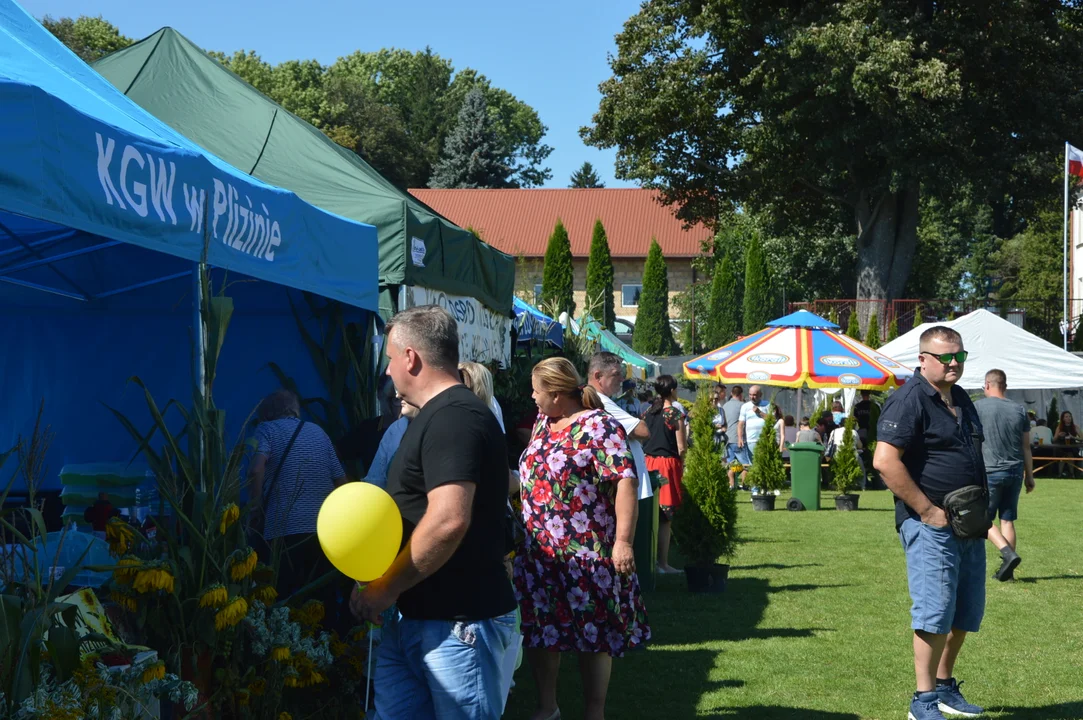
[583,1,1083,317]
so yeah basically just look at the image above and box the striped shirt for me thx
[255,418,344,539]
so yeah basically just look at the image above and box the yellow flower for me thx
[253,563,275,583]
[133,565,175,594]
[290,599,325,630]
[248,678,266,696]
[349,625,368,642]
[219,503,240,535]
[199,584,228,609]
[214,596,248,631]
[229,548,257,581]
[110,590,138,613]
[105,518,136,556]
[330,637,347,658]
[112,556,141,584]
[271,645,290,662]
[235,690,250,707]
[251,585,278,604]
[140,661,165,684]
[279,712,293,719]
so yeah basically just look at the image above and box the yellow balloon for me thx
[317,483,402,582]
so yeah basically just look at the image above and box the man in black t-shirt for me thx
[873,326,987,720]
[350,305,517,720]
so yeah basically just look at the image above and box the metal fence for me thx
[788,298,1076,346]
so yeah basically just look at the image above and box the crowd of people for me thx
[240,305,1058,720]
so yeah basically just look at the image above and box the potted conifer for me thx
[746,419,787,510]
[672,390,739,592]
[831,415,863,510]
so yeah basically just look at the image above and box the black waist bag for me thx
[941,485,991,539]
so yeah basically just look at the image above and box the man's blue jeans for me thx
[374,609,518,720]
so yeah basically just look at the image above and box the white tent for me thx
[878,309,1083,421]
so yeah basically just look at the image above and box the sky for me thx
[21,0,643,189]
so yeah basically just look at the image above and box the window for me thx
[622,284,642,308]
[533,284,543,306]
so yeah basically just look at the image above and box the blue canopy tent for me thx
[513,297,563,348]
[0,0,379,492]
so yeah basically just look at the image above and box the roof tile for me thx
[408,188,710,258]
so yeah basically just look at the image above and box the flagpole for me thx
[1063,141,1070,351]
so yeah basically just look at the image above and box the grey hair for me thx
[588,351,624,377]
[386,304,459,371]
[919,325,963,349]
[259,389,300,422]
[459,361,494,406]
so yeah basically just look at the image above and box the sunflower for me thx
[105,518,136,556]
[279,713,293,720]
[214,596,249,631]
[330,637,347,658]
[349,625,368,643]
[140,660,166,684]
[271,645,290,662]
[251,585,278,604]
[229,548,258,581]
[253,562,275,584]
[199,584,228,609]
[110,590,138,613]
[112,555,141,584]
[219,503,240,535]
[290,599,325,630]
[235,689,250,707]
[133,564,175,594]
[248,678,266,696]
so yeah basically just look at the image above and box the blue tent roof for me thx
[0,0,378,310]
[513,297,563,348]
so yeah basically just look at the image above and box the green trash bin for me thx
[789,442,824,511]
[633,471,663,591]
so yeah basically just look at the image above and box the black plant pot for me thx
[685,563,729,593]
[835,493,860,511]
[751,494,776,511]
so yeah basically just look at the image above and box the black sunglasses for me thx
[920,350,969,364]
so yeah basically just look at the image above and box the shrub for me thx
[830,415,863,495]
[865,312,881,349]
[745,417,786,493]
[672,391,739,567]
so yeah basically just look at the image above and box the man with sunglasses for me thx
[874,326,987,720]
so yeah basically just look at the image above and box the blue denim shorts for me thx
[898,517,986,635]
[374,609,519,720]
[987,466,1024,522]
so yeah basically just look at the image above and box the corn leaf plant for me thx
[106,266,270,711]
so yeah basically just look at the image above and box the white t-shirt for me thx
[1032,425,1054,446]
[600,393,653,499]
[740,401,767,446]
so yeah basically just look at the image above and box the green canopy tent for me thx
[92,29,514,326]
[564,315,660,380]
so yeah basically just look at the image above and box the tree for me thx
[845,311,861,339]
[570,162,605,189]
[831,416,864,495]
[583,1,1083,323]
[706,250,741,349]
[742,235,772,334]
[864,313,881,350]
[886,317,899,343]
[43,15,132,63]
[913,305,924,327]
[672,390,739,567]
[746,421,786,493]
[541,220,575,318]
[216,46,552,188]
[429,88,513,189]
[1047,396,1060,434]
[584,220,615,328]
[633,240,677,355]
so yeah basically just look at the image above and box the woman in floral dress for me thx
[513,357,650,720]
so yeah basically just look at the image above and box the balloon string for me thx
[366,624,374,713]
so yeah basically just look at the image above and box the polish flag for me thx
[1070,144,1083,178]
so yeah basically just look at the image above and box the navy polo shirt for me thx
[877,370,985,529]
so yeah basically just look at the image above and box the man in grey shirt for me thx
[721,386,745,464]
[974,369,1035,581]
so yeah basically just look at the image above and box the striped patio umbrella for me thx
[683,310,912,391]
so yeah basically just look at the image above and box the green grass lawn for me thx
[503,481,1083,719]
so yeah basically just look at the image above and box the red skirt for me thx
[647,455,683,512]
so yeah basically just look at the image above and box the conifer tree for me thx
[584,219,615,328]
[830,415,863,495]
[742,235,773,334]
[570,161,605,188]
[864,312,881,349]
[428,88,512,189]
[886,317,899,343]
[845,310,861,338]
[541,219,575,317]
[632,239,677,354]
[706,251,741,348]
[746,420,786,494]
